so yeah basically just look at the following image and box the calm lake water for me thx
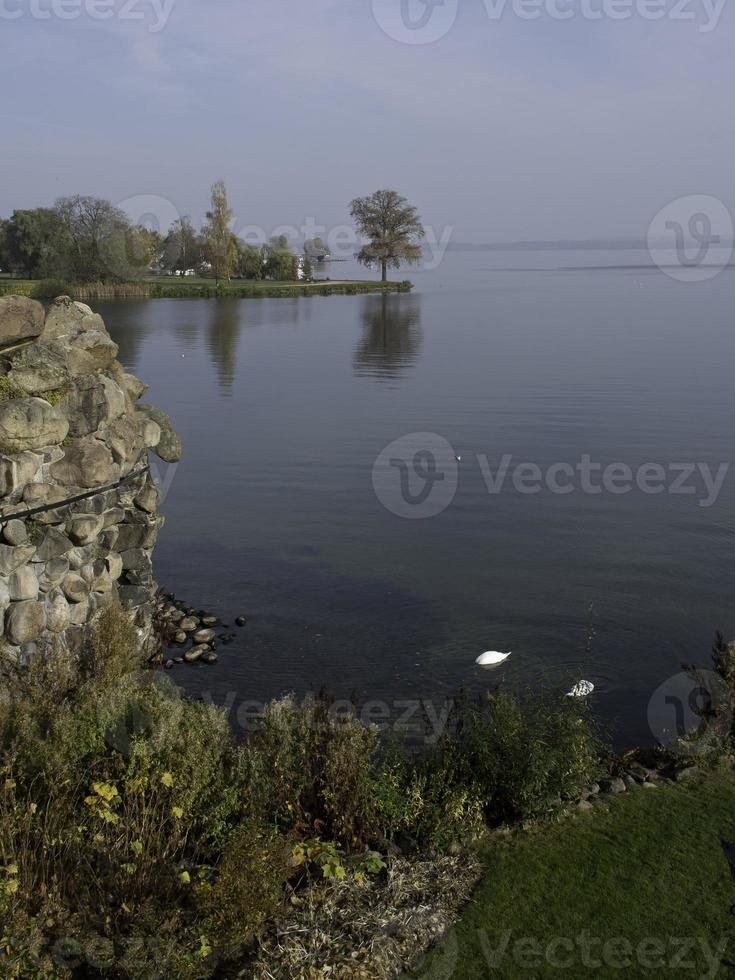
[97,248,735,747]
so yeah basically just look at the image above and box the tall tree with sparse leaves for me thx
[350,189,425,282]
[202,180,237,282]
[163,216,200,272]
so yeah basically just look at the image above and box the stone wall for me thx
[0,294,180,661]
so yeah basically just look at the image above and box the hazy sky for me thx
[1,0,733,243]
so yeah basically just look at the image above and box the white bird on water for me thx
[475,650,511,667]
[567,680,595,698]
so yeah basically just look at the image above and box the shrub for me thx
[242,693,381,847]
[370,742,485,850]
[0,606,249,975]
[84,603,141,685]
[443,689,603,824]
[677,631,735,766]
[28,278,75,300]
[196,821,291,950]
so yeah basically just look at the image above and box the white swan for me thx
[567,680,595,698]
[475,651,511,667]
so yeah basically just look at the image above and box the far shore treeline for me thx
[0,181,426,288]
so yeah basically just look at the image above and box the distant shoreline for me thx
[0,278,413,301]
[445,238,735,252]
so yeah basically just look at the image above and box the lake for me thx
[97,247,735,748]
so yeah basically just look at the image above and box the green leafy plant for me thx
[28,278,75,300]
[292,837,346,879]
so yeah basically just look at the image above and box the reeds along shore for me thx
[0,279,413,301]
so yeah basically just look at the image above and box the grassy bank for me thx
[0,276,412,301]
[410,774,735,978]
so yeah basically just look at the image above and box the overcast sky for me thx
[1,0,733,243]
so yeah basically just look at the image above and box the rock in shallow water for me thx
[193,628,215,644]
[184,644,210,663]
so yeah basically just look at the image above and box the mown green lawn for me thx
[139,275,387,289]
[409,775,735,978]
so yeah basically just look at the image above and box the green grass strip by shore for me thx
[0,276,412,300]
[409,775,735,979]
